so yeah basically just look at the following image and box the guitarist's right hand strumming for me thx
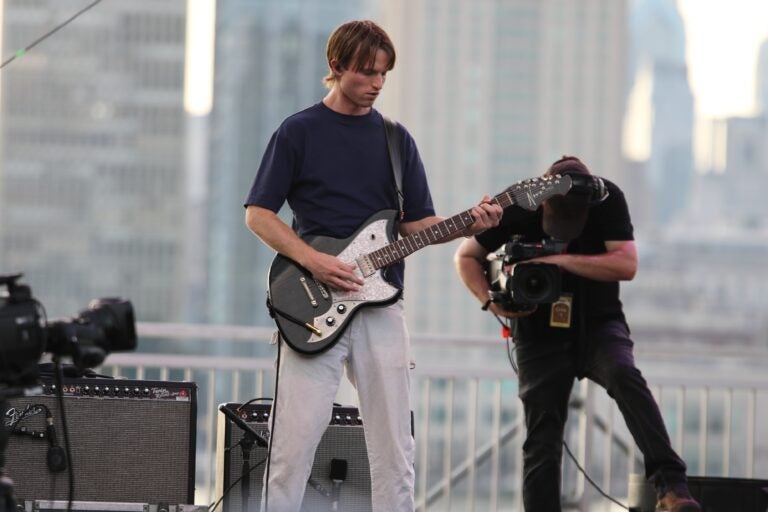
[303,250,363,293]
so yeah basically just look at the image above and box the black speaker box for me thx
[688,476,768,512]
[2,377,197,505]
[215,402,372,512]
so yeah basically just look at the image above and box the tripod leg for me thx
[0,400,19,512]
[0,472,18,512]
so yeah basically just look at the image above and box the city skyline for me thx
[2,1,767,118]
[1,0,767,346]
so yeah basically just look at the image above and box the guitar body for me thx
[267,174,574,355]
[268,210,403,354]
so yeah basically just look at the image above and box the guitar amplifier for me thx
[628,474,768,512]
[215,403,372,512]
[687,476,768,512]
[22,501,208,512]
[3,377,197,505]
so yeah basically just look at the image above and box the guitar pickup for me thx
[299,276,318,307]
[313,279,330,299]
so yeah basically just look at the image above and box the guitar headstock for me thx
[506,174,573,211]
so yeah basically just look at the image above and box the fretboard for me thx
[362,188,520,272]
[355,175,570,275]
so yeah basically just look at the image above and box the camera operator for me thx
[454,156,700,512]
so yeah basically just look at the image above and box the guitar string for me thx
[366,178,563,271]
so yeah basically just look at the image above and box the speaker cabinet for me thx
[215,403,372,512]
[3,377,197,505]
[688,476,768,512]
[628,474,768,512]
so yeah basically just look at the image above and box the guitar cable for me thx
[208,456,267,512]
[262,330,284,512]
[266,297,322,336]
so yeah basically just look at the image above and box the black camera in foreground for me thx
[488,236,566,311]
[0,273,137,388]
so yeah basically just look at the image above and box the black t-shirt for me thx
[244,103,436,289]
[475,179,634,341]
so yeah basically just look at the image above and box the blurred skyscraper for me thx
[0,1,187,321]
[625,0,694,227]
[722,116,768,224]
[206,0,374,326]
[757,37,768,117]
[378,0,628,336]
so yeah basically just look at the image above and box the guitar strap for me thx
[268,117,405,331]
[382,116,404,220]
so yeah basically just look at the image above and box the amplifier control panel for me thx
[36,377,194,401]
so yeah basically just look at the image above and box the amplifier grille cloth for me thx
[4,380,195,504]
[217,403,371,512]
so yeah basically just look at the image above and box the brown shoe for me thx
[655,488,701,512]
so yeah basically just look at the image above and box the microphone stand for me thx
[219,404,269,512]
[236,430,256,512]
[329,458,347,512]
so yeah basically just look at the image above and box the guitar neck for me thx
[364,189,520,272]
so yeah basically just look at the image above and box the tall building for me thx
[757,37,768,117]
[206,0,374,327]
[0,1,187,321]
[625,0,694,226]
[722,116,768,224]
[379,0,627,336]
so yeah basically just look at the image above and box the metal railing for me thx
[97,323,768,511]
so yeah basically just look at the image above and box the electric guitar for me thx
[267,174,573,354]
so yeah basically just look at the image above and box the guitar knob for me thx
[325,317,336,326]
[336,304,347,314]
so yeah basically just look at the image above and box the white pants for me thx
[262,301,415,512]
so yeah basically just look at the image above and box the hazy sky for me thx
[678,0,768,119]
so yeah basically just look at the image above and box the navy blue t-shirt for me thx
[475,179,634,341]
[244,102,436,288]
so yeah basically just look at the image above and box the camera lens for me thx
[510,263,561,304]
[521,273,549,300]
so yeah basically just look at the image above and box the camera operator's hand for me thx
[455,237,540,319]
[523,239,638,283]
[488,302,537,319]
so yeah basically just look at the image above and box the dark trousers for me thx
[515,320,688,512]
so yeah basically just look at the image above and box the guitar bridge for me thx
[356,255,376,277]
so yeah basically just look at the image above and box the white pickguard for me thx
[306,218,399,343]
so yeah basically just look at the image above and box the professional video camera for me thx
[0,272,137,389]
[488,236,567,311]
